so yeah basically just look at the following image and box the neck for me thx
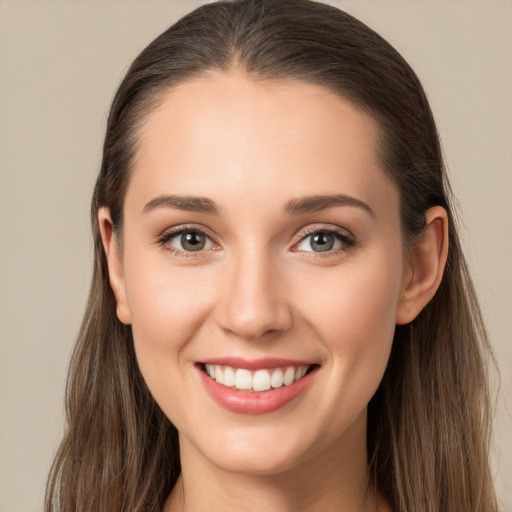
[164,412,390,512]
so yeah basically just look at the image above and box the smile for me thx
[203,364,312,392]
[197,359,319,414]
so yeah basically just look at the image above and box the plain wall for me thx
[0,1,510,511]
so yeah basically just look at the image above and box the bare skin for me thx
[99,70,448,512]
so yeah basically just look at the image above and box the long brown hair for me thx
[45,1,498,511]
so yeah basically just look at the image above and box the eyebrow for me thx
[142,193,374,217]
[143,195,221,215]
[284,194,375,217]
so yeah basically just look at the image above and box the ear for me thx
[98,207,132,325]
[396,206,449,325]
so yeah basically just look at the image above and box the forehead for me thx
[127,70,398,221]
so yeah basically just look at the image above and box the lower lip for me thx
[198,366,317,415]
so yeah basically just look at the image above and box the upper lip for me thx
[197,357,318,370]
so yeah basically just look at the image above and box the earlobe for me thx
[396,206,449,325]
[98,207,132,325]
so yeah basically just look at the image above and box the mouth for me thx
[199,362,318,392]
[196,357,320,414]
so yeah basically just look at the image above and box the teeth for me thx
[204,364,311,391]
[253,370,271,391]
[271,368,284,388]
[223,366,235,387]
[283,367,295,386]
[235,369,252,390]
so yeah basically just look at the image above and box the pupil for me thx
[312,233,334,252]
[182,232,205,251]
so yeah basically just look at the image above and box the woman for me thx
[45,1,498,511]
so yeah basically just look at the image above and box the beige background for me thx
[0,1,510,511]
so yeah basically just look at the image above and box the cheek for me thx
[301,254,402,337]
[126,248,212,336]
[122,250,215,391]
[296,251,403,401]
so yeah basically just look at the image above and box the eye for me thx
[164,229,215,252]
[295,229,353,253]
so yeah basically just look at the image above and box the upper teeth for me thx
[204,364,310,392]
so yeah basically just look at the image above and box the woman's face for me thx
[107,71,412,475]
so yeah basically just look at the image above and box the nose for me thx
[215,247,293,340]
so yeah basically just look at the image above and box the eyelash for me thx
[156,225,217,258]
[292,226,356,256]
[156,224,356,258]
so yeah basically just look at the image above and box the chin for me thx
[183,422,327,477]
[209,446,305,476]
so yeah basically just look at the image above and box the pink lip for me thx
[197,363,318,415]
[198,357,316,370]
